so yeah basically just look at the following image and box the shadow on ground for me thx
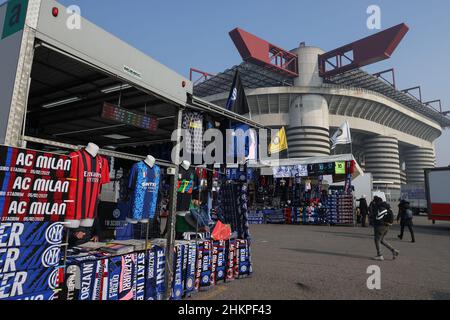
[312,230,371,239]
[407,225,450,237]
[432,291,450,300]
[282,247,370,260]
[312,224,450,238]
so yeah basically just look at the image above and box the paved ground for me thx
[192,217,450,300]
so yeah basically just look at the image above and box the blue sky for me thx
[3,0,449,165]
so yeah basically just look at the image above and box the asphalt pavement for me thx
[191,216,450,300]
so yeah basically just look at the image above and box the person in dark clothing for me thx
[397,199,416,243]
[368,197,378,227]
[357,195,369,227]
[369,197,399,261]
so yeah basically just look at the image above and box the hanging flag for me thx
[226,70,250,115]
[344,173,352,193]
[269,127,288,154]
[330,121,352,150]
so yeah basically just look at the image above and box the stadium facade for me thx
[193,25,450,197]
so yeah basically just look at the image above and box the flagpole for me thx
[347,120,353,156]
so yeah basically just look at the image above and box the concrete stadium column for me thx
[400,170,407,185]
[287,44,330,158]
[287,95,330,157]
[292,44,324,87]
[364,136,401,190]
[404,146,436,184]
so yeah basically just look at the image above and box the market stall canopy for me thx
[25,44,265,153]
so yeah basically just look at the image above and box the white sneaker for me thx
[372,255,384,261]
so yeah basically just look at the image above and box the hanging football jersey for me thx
[182,111,204,158]
[345,160,355,174]
[317,163,326,175]
[293,164,308,177]
[307,164,317,176]
[195,167,208,189]
[177,167,197,212]
[66,149,110,228]
[127,161,161,223]
[324,162,335,175]
[195,167,209,204]
[335,161,346,175]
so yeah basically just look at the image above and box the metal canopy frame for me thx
[229,27,298,78]
[373,68,396,89]
[190,68,215,86]
[319,23,409,77]
[194,62,293,98]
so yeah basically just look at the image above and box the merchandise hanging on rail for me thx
[246,154,361,227]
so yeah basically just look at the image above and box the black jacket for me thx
[371,201,391,227]
[397,200,412,222]
[357,198,368,215]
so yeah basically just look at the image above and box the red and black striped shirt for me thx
[66,149,110,222]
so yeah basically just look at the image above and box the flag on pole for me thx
[269,127,288,154]
[226,70,250,115]
[330,121,352,150]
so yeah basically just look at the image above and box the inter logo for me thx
[112,209,121,219]
[48,268,59,290]
[186,277,194,290]
[42,245,61,268]
[231,88,237,101]
[45,223,64,245]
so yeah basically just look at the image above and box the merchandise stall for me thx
[0,30,262,300]
[247,154,363,227]
[0,109,257,301]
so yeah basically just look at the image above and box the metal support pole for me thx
[163,108,183,300]
[144,220,150,258]
[348,121,353,156]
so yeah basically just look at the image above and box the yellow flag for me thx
[269,127,288,154]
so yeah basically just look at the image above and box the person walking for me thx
[369,196,400,261]
[397,199,416,243]
[368,197,377,227]
[357,195,369,227]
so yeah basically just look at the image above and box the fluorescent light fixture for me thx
[103,134,130,140]
[42,97,82,109]
[101,84,132,94]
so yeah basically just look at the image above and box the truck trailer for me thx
[424,167,450,222]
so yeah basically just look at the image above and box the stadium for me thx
[193,24,450,199]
